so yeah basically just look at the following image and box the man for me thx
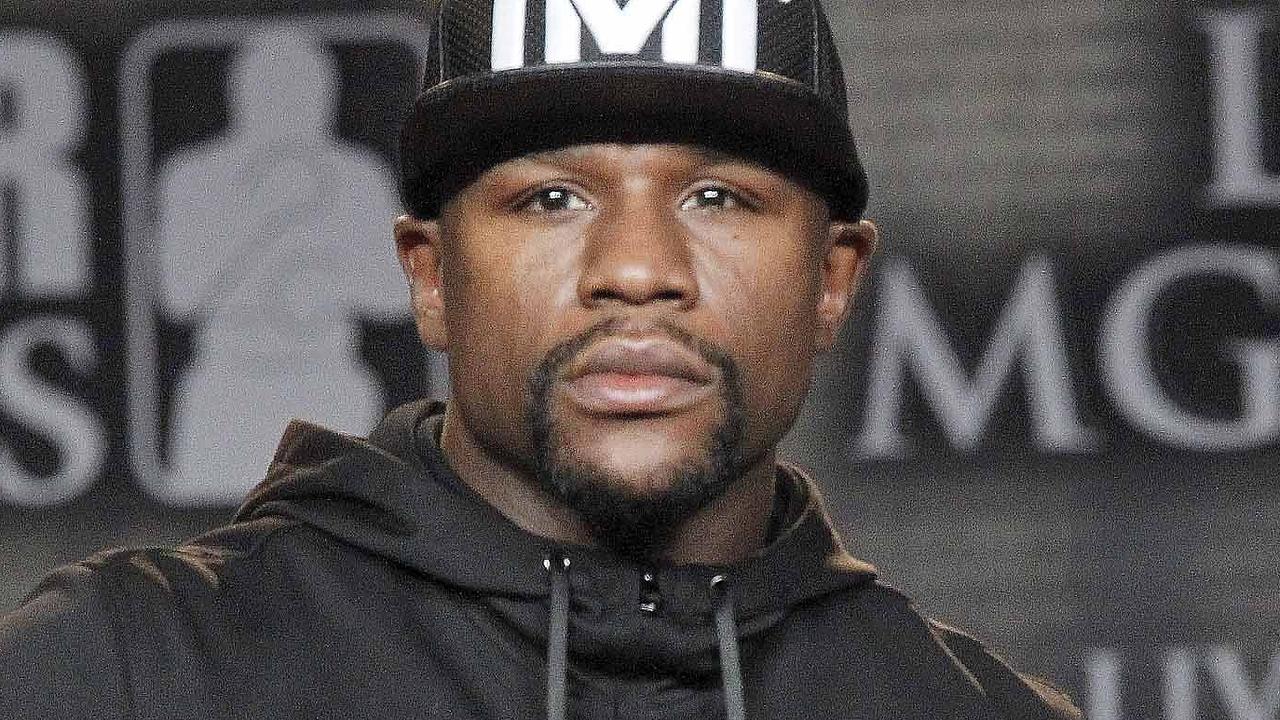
[1,1,1080,718]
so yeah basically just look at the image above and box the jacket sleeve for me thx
[929,620,1082,720]
[0,560,129,720]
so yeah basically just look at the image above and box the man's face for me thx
[397,143,873,553]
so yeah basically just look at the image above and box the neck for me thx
[438,405,777,566]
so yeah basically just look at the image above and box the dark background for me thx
[2,2,1278,718]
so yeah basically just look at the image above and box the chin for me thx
[569,447,712,498]
[535,446,735,560]
[529,406,746,560]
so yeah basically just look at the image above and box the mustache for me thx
[531,317,741,392]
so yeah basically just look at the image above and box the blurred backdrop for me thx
[1,1,1278,718]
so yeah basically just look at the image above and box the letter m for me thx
[492,0,757,72]
[852,257,1094,457]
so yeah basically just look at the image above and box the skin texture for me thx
[395,143,877,565]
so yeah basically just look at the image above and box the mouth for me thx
[561,335,719,417]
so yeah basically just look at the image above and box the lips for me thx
[561,336,718,416]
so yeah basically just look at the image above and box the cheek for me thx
[698,238,822,438]
[740,296,820,425]
[441,237,579,416]
[440,255,520,402]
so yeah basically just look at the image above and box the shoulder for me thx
[0,516,309,718]
[0,551,134,718]
[825,582,1080,719]
[927,619,1082,720]
[2,514,300,628]
[0,516,320,715]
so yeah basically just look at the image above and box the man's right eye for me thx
[520,187,591,213]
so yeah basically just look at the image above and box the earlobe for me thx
[815,219,878,352]
[394,214,449,351]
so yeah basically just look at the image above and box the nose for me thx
[576,199,699,310]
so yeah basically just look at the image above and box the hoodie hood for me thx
[235,400,876,679]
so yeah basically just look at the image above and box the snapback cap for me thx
[399,0,869,220]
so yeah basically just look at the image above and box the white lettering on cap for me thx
[491,0,757,73]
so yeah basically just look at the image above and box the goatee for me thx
[527,318,747,562]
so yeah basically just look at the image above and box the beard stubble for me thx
[526,318,747,562]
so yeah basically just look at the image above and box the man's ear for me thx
[815,219,878,352]
[394,214,448,351]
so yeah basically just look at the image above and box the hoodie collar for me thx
[236,400,876,616]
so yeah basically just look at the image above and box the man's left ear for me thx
[815,219,878,352]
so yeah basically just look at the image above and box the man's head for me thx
[393,0,876,558]
[396,143,874,558]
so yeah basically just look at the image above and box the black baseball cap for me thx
[399,0,869,220]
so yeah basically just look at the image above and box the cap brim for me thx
[399,62,868,220]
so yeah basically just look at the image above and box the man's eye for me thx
[521,187,591,213]
[680,187,747,211]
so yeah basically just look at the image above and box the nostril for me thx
[588,287,688,307]
[588,287,624,305]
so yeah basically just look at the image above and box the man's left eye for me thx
[680,187,746,211]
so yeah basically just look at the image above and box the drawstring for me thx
[543,560,744,720]
[544,554,571,720]
[710,574,746,720]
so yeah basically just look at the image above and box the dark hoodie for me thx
[1,401,1079,719]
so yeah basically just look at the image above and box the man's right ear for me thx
[394,214,448,351]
